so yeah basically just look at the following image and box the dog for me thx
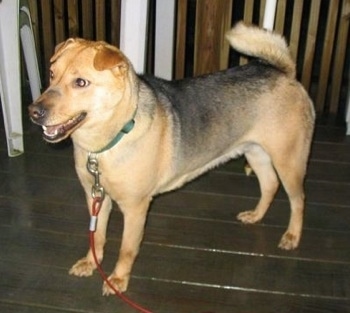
[29,22,315,295]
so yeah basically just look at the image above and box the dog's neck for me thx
[70,105,138,154]
[91,116,136,154]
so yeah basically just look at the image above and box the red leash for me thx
[90,197,153,313]
[86,154,213,313]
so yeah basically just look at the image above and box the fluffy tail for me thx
[226,22,296,78]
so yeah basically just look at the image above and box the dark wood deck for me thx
[0,108,349,313]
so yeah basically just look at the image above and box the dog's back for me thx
[141,61,281,158]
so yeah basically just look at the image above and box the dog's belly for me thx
[158,141,251,194]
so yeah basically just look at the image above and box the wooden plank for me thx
[1,255,348,313]
[183,170,350,207]
[243,0,254,23]
[259,0,267,27]
[1,192,349,261]
[217,157,350,183]
[110,0,121,46]
[27,0,41,68]
[81,0,93,39]
[40,0,55,84]
[194,0,233,75]
[313,125,350,142]
[175,0,188,79]
[67,0,79,37]
[0,145,350,222]
[1,174,349,233]
[2,160,348,209]
[1,229,349,302]
[315,0,339,113]
[0,259,138,313]
[289,0,304,60]
[8,229,350,303]
[301,0,321,91]
[136,247,350,300]
[329,0,350,114]
[95,0,106,41]
[1,155,349,225]
[1,269,349,313]
[0,173,84,206]
[240,0,254,65]
[310,141,350,163]
[53,0,65,43]
[275,0,287,34]
[152,191,350,233]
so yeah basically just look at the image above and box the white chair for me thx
[0,0,41,157]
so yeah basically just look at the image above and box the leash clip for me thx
[87,152,105,201]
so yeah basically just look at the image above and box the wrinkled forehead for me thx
[50,43,96,71]
[49,39,129,76]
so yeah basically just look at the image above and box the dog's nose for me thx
[28,103,46,121]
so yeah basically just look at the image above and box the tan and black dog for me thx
[29,22,315,295]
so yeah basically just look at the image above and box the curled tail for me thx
[226,22,296,78]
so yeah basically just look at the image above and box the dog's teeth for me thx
[42,125,59,138]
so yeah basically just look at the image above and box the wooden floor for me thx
[0,108,349,313]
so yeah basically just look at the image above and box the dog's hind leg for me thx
[102,197,150,295]
[272,147,308,250]
[237,144,279,224]
[69,195,113,276]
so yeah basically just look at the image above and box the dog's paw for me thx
[237,210,261,224]
[278,232,299,250]
[102,274,130,295]
[69,257,96,277]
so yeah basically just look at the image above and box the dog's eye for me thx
[49,70,54,80]
[75,78,90,88]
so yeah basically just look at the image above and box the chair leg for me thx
[0,0,24,157]
[20,3,41,101]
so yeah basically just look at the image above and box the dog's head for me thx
[29,38,134,144]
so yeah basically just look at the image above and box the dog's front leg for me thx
[69,195,113,277]
[102,197,150,295]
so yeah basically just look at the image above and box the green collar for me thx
[92,117,135,154]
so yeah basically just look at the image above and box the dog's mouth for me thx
[42,112,87,142]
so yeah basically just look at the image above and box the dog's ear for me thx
[54,38,75,53]
[93,45,128,74]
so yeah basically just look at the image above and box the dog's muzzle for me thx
[29,102,87,142]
